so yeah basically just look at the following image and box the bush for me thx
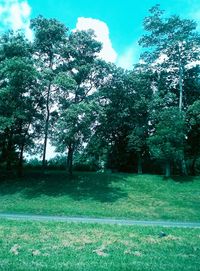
[25,158,42,169]
[47,155,66,170]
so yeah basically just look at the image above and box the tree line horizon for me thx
[0,5,200,177]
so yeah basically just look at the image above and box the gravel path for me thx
[0,213,200,228]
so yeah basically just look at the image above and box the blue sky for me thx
[1,0,200,69]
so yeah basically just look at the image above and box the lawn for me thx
[0,219,199,271]
[0,171,199,222]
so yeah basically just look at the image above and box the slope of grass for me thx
[0,171,199,221]
[0,219,199,271]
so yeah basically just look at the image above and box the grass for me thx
[0,218,199,271]
[0,170,199,222]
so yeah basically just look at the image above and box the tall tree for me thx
[51,30,103,175]
[139,5,200,175]
[97,66,132,171]
[0,31,41,175]
[139,4,200,111]
[127,70,153,174]
[30,16,68,169]
[93,66,153,173]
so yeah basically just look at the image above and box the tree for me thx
[30,16,68,170]
[127,70,153,173]
[52,102,98,175]
[95,66,132,171]
[148,107,186,177]
[51,30,103,175]
[139,4,200,111]
[91,65,152,173]
[186,100,200,175]
[139,5,200,175]
[0,31,41,175]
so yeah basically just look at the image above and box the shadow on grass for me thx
[0,170,127,203]
[170,175,196,183]
[162,175,196,183]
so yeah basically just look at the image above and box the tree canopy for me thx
[0,6,199,177]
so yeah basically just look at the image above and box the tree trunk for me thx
[6,133,13,171]
[137,153,142,174]
[67,143,74,176]
[17,122,31,177]
[42,121,49,170]
[181,157,188,176]
[165,160,171,178]
[177,45,188,176]
[42,83,51,170]
[6,159,12,171]
[17,144,24,177]
[190,155,197,176]
[178,44,184,111]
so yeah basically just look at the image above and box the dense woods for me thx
[0,5,200,177]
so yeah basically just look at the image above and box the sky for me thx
[0,0,200,70]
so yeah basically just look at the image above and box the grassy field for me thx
[0,171,199,221]
[0,219,199,271]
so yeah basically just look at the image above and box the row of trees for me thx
[0,5,200,177]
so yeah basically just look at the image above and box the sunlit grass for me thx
[0,219,199,271]
[0,171,199,221]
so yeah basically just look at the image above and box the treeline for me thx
[0,5,200,177]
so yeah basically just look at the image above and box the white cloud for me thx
[116,42,140,70]
[0,0,33,40]
[117,47,135,70]
[20,1,31,17]
[75,17,141,69]
[0,5,5,15]
[75,17,117,63]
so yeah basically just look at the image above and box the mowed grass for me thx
[0,219,199,271]
[0,171,199,221]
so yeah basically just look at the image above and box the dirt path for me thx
[0,213,200,228]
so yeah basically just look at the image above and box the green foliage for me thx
[30,16,68,55]
[186,100,200,174]
[0,32,42,173]
[67,30,102,67]
[187,100,200,127]
[47,155,66,169]
[50,30,103,173]
[139,4,200,111]
[25,158,42,169]
[148,107,186,162]
[0,10,199,176]
[0,31,32,59]
[52,101,98,152]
